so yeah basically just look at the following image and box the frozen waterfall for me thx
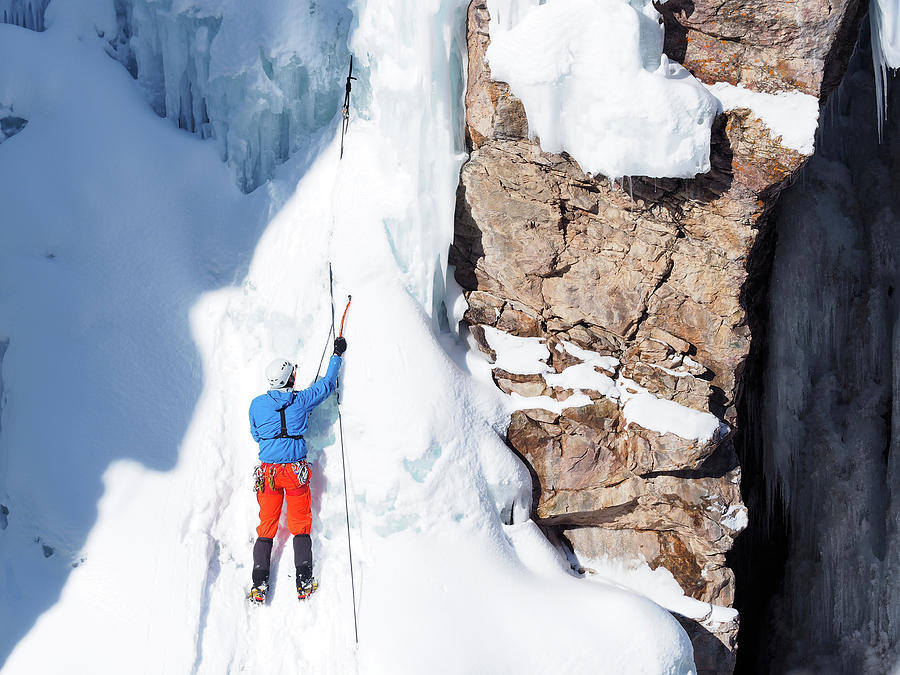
[0,0,49,31]
[108,0,353,192]
[735,35,900,674]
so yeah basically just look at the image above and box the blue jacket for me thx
[249,355,342,463]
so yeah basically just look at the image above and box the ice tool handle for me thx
[338,296,351,339]
[339,56,357,159]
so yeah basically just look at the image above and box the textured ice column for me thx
[351,0,470,325]
[111,0,351,192]
[760,43,899,673]
[0,0,49,31]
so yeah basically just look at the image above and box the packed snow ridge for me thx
[485,0,717,180]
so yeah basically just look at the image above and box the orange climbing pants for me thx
[256,463,312,538]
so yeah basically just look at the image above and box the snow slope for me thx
[0,2,696,673]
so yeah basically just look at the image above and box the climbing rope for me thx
[328,262,358,644]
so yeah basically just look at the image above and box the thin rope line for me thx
[330,263,359,645]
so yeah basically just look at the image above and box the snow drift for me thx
[484,0,717,179]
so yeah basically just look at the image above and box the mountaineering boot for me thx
[293,534,315,600]
[249,537,273,604]
[297,575,318,600]
[248,580,268,605]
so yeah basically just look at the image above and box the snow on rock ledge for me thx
[483,326,725,443]
[485,0,716,179]
[704,82,820,155]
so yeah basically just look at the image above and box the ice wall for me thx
[0,0,49,31]
[109,0,352,192]
[749,41,899,673]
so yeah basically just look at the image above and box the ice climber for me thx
[247,336,347,604]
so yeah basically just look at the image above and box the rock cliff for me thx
[450,1,866,671]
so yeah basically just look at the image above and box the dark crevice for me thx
[729,179,790,674]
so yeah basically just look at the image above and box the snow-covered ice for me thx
[485,0,717,179]
[0,2,698,674]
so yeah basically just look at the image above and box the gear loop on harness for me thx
[254,461,311,493]
[291,460,310,486]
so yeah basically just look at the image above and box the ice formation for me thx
[0,1,698,673]
[485,0,717,179]
[108,0,353,192]
[870,0,900,138]
[746,44,900,672]
[0,0,49,31]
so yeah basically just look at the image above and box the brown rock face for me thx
[657,0,866,96]
[451,1,865,672]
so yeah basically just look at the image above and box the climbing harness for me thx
[340,56,356,160]
[275,406,304,440]
[251,464,277,493]
[253,461,311,494]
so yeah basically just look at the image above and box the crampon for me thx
[297,577,318,601]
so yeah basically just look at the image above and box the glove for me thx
[334,336,347,356]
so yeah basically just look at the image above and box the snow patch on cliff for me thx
[482,325,552,374]
[485,0,716,179]
[704,82,819,155]
[482,328,723,442]
[582,554,739,625]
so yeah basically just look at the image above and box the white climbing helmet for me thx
[266,358,295,388]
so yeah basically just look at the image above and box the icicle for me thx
[869,0,900,141]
